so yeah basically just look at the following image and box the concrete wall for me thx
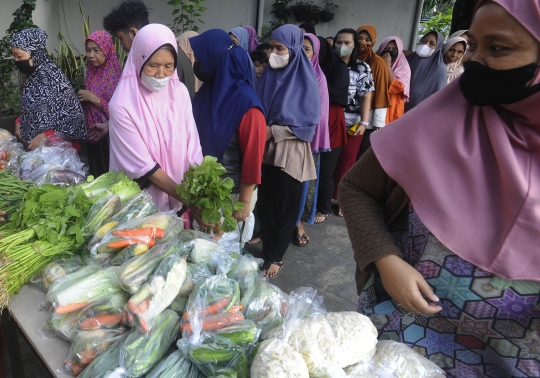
[1,0,421,54]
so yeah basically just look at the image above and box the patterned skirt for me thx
[358,211,540,378]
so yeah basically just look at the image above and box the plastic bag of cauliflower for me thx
[250,338,309,378]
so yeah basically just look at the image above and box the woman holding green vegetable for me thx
[108,24,204,221]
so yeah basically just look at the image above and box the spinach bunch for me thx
[176,156,244,232]
[8,184,92,245]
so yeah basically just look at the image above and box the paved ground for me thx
[1,211,357,377]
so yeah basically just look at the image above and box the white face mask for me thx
[335,45,353,59]
[416,44,435,58]
[140,72,171,92]
[269,53,290,69]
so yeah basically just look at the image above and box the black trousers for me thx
[316,146,343,215]
[258,164,303,264]
[86,137,110,177]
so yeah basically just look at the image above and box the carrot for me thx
[139,317,151,333]
[112,227,166,239]
[182,297,230,322]
[228,304,244,313]
[70,363,85,376]
[107,238,155,249]
[78,349,97,365]
[79,314,123,330]
[180,311,244,333]
[127,297,151,315]
[55,302,90,315]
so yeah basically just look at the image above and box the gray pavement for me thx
[244,211,359,312]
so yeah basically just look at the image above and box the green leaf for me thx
[64,205,80,218]
[233,202,245,211]
[222,216,237,232]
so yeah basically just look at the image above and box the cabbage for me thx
[250,339,309,378]
[324,312,378,367]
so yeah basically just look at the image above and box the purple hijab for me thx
[371,0,540,281]
[405,31,447,111]
[304,33,330,153]
[256,24,321,142]
[243,25,259,52]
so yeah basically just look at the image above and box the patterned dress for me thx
[359,211,540,378]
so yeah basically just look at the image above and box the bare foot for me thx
[264,261,283,279]
[247,236,262,244]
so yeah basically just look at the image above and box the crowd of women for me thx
[9,0,540,375]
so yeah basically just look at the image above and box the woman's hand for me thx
[353,123,366,136]
[77,89,100,105]
[27,133,46,150]
[375,255,443,314]
[88,121,109,142]
[233,204,250,222]
[382,52,392,68]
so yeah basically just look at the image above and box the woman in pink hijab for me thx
[109,24,203,214]
[376,36,410,124]
[340,0,540,376]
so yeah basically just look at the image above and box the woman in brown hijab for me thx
[355,25,391,159]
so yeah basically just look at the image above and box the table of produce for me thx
[0,142,446,378]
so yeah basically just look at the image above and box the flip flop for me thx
[314,212,330,223]
[264,261,283,279]
[293,227,309,247]
[337,206,344,217]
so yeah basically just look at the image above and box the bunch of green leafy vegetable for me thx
[8,184,92,245]
[80,170,140,203]
[0,170,34,221]
[176,156,244,232]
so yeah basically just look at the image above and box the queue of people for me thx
[8,0,540,375]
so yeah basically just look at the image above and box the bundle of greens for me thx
[0,170,33,220]
[80,170,140,203]
[0,185,93,309]
[176,156,244,233]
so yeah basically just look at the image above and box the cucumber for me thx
[189,347,239,364]
[218,330,256,346]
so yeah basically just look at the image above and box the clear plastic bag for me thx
[64,328,126,376]
[226,254,263,292]
[109,191,158,225]
[119,241,185,294]
[82,195,122,238]
[240,274,288,337]
[181,275,241,335]
[187,333,249,378]
[0,136,24,170]
[215,319,260,348]
[145,350,203,378]
[30,256,84,292]
[91,212,183,256]
[51,266,123,316]
[108,310,180,378]
[39,310,80,341]
[126,254,188,333]
[250,338,309,378]
[34,169,86,186]
[77,293,129,331]
[42,265,100,310]
[364,340,445,378]
[78,333,129,378]
[177,263,214,297]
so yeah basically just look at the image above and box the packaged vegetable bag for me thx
[250,338,309,378]
[30,256,84,292]
[108,309,181,377]
[126,254,188,333]
[119,241,184,294]
[145,350,203,378]
[64,328,126,376]
[78,333,129,378]
[77,292,129,331]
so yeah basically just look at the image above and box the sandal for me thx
[314,212,330,224]
[293,226,309,247]
[264,261,284,279]
[337,206,343,217]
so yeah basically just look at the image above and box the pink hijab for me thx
[84,31,122,131]
[371,0,540,282]
[109,24,203,211]
[304,33,330,153]
[376,36,411,102]
[243,25,260,53]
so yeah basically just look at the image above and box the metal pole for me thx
[410,0,425,50]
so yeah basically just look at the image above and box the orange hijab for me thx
[356,25,391,110]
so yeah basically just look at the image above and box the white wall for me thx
[1,0,421,54]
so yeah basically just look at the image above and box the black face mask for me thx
[193,61,216,83]
[15,59,36,76]
[459,60,540,106]
[380,49,398,63]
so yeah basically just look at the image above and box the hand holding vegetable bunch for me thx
[176,156,244,233]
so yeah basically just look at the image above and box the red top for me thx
[44,130,81,151]
[237,107,266,184]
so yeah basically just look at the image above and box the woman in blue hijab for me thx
[255,24,321,278]
[190,29,266,223]
[229,27,249,51]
